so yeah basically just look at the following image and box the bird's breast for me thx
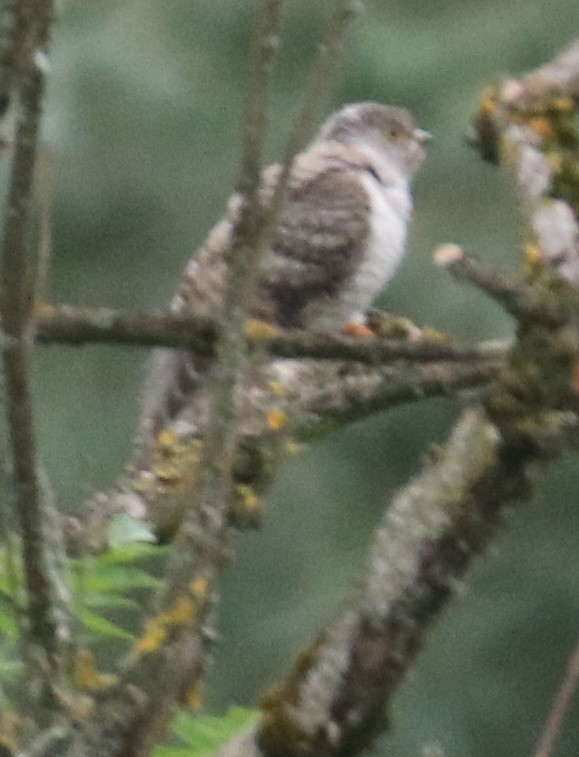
[337,174,411,321]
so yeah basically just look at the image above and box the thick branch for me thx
[35,302,507,365]
[471,36,579,283]
[218,407,577,757]
[298,357,501,439]
[59,352,500,557]
[530,37,579,100]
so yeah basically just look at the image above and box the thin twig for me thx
[32,148,53,310]
[533,635,579,757]
[0,0,65,701]
[434,244,568,325]
[262,0,364,245]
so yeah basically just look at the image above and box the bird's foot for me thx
[343,322,375,338]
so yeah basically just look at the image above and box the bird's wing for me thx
[137,160,372,448]
[256,164,371,327]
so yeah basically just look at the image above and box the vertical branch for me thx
[263,0,364,245]
[0,0,66,702]
[471,36,579,283]
[109,2,286,753]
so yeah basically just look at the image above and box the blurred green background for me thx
[15,0,579,754]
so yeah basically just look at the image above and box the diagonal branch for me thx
[533,633,579,757]
[297,356,501,439]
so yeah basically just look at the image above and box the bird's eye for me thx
[387,127,401,139]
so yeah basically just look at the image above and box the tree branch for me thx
[471,35,579,283]
[297,356,501,440]
[0,0,69,717]
[529,37,579,101]
[533,633,579,757]
[34,302,508,364]
[434,243,574,325]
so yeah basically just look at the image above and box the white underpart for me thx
[309,169,412,330]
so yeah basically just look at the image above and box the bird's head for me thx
[315,102,430,177]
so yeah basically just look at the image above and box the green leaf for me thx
[0,608,18,639]
[81,565,161,593]
[95,541,164,566]
[109,513,157,548]
[166,707,260,755]
[84,592,139,610]
[79,608,133,640]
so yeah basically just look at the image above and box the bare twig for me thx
[34,302,509,364]
[533,634,579,757]
[0,0,67,711]
[262,0,364,245]
[434,244,569,325]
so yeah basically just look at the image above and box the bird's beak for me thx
[413,128,432,143]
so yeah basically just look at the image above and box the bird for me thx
[138,102,429,448]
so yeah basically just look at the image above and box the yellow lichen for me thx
[190,577,210,599]
[528,116,554,138]
[135,618,168,654]
[479,87,498,115]
[523,243,544,277]
[551,96,575,113]
[154,466,181,484]
[134,597,196,654]
[157,429,178,448]
[267,409,287,431]
[285,440,301,455]
[268,380,287,397]
[236,484,262,514]
[244,318,283,340]
[157,597,195,628]
[185,683,204,710]
[74,648,117,690]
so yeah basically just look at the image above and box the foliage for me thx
[155,708,260,757]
